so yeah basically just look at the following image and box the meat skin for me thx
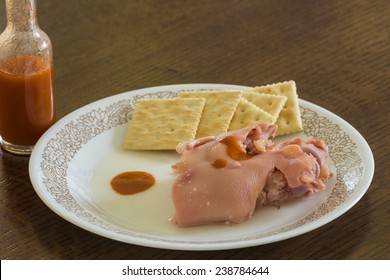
[171,123,331,227]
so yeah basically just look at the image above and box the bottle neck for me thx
[5,0,38,31]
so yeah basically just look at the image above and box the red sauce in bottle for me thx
[0,55,55,146]
[110,171,155,195]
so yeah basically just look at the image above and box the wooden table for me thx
[1,0,389,260]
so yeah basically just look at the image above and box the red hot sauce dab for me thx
[110,171,155,195]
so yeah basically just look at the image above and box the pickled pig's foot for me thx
[171,123,331,227]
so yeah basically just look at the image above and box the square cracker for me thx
[228,98,276,131]
[177,90,241,138]
[253,81,302,136]
[122,98,206,150]
[241,91,287,119]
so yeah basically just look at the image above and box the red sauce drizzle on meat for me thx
[220,135,253,161]
[211,158,228,168]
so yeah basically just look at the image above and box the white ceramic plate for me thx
[29,84,374,250]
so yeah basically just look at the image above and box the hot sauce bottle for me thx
[0,0,55,155]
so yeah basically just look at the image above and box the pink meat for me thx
[171,123,331,227]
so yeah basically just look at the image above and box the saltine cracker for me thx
[122,98,206,150]
[228,98,276,131]
[253,81,302,136]
[241,91,287,119]
[177,90,241,138]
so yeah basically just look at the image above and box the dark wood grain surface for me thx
[0,0,389,260]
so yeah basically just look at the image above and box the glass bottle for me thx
[0,0,55,155]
